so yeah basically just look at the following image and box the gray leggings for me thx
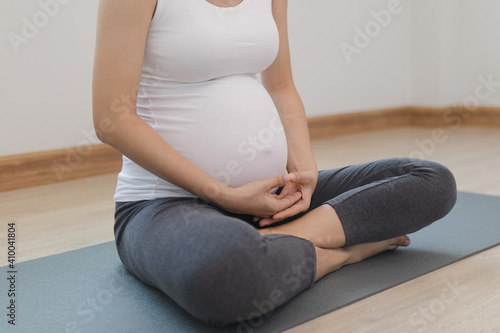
[114,157,457,327]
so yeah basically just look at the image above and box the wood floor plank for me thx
[0,174,117,266]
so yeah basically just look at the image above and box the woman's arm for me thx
[92,0,299,216]
[262,0,317,175]
[259,0,318,224]
[93,0,226,202]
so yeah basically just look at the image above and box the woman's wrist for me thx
[287,151,317,172]
[204,182,237,211]
[190,179,230,207]
[287,162,318,189]
[287,161,318,176]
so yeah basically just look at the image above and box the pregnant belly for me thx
[137,74,288,187]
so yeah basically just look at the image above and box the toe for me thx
[387,235,410,250]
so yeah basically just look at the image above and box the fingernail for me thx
[283,174,291,182]
[289,173,296,181]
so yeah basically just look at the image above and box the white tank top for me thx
[114,0,288,202]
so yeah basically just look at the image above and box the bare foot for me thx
[343,235,410,265]
[314,235,411,281]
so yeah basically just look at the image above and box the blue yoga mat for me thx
[1,192,499,333]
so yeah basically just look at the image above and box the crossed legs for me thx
[258,157,457,281]
[114,158,457,326]
[258,204,411,281]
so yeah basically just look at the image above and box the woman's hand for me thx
[213,174,303,218]
[255,170,318,227]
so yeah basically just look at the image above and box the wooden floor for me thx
[1,125,499,331]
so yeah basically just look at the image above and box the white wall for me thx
[288,0,413,115]
[1,0,499,156]
[411,0,500,106]
[1,0,100,156]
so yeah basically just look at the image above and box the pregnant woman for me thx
[92,0,457,327]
